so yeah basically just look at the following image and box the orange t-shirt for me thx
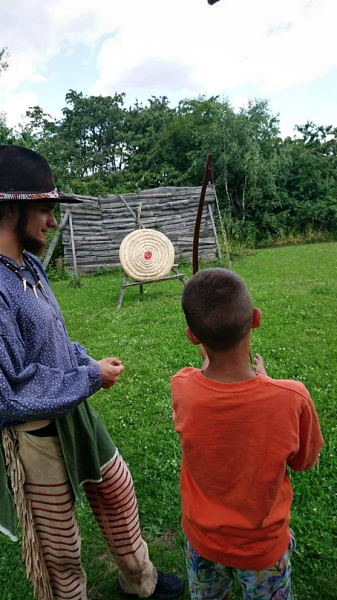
[171,369,324,570]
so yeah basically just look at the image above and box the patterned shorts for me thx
[186,533,296,600]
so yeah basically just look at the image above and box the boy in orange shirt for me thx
[171,268,323,600]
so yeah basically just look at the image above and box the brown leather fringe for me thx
[1,430,54,600]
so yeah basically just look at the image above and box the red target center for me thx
[144,251,152,260]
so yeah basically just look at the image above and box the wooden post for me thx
[118,195,145,230]
[172,266,186,286]
[42,210,70,270]
[117,274,128,308]
[68,212,79,278]
[136,203,143,229]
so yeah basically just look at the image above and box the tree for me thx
[16,106,69,189]
[279,123,337,233]
[60,90,126,182]
[123,96,176,189]
[0,113,13,145]
[0,48,9,74]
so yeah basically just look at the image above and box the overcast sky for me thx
[0,0,336,136]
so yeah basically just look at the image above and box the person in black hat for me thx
[0,145,184,600]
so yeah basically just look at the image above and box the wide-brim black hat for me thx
[0,145,82,203]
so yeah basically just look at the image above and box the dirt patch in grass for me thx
[95,530,177,573]
[87,585,103,599]
[146,530,178,548]
[97,550,117,572]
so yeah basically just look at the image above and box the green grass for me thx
[1,243,337,600]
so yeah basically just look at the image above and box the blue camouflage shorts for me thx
[186,532,296,600]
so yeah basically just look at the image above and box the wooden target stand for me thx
[117,218,185,308]
[116,200,186,307]
[117,265,185,308]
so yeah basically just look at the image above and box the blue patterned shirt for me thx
[0,252,102,429]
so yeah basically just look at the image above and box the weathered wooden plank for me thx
[100,192,214,205]
[69,256,117,265]
[100,196,214,211]
[63,238,119,245]
[67,236,111,242]
[177,236,214,246]
[162,222,210,232]
[63,226,103,234]
[65,245,120,253]
[66,222,102,227]
[64,242,119,251]
[136,215,184,225]
[69,218,102,225]
[60,195,98,203]
[65,252,117,260]
[101,211,195,223]
[43,210,70,270]
[101,217,138,226]
[64,207,101,215]
[102,216,210,229]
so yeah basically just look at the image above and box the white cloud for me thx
[0,0,336,125]
[0,51,47,94]
[90,0,337,98]
[231,95,250,112]
[0,92,38,128]
[90,0,337,136]
[0,0,120,122]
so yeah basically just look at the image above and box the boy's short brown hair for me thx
[182,268,253,351]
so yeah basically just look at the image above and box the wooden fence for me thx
[60,186,220,274]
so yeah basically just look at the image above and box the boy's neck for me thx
[202,338,256,383]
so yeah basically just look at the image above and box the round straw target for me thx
[119,229,175,281]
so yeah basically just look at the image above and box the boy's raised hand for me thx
[97,357,124,389]
[253,353,268,376]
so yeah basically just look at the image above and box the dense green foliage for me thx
[0,243,336,600]
[1,88,337,245]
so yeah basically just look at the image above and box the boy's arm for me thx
[287,393,324,471]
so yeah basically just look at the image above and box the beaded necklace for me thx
[0,252,45,298]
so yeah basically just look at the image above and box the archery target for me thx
[119,229,175,281]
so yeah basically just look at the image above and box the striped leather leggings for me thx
[17,432,157,600]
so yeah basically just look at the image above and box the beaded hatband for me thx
[0,188,59,201]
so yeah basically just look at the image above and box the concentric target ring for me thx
[119,229,175,281]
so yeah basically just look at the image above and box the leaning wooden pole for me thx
[42,210,70,270]
[208,204,222,262]
[68,212,79,279]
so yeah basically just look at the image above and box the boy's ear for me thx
[252,308,262,329]
[185,327,201,346]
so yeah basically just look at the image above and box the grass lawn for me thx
[1,242,336,600]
